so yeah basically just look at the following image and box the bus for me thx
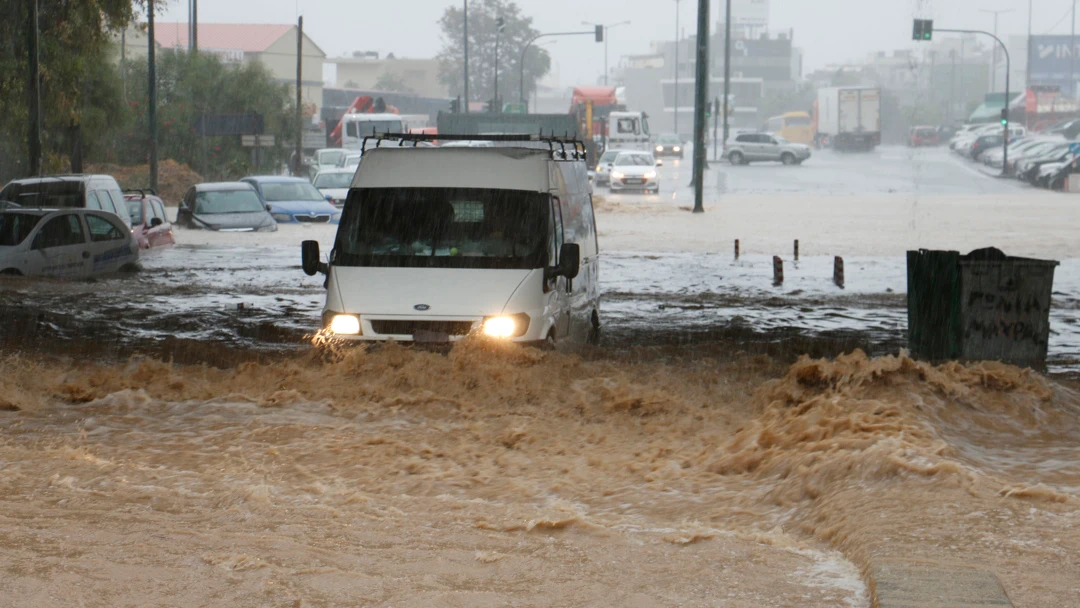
[763,111,814,145]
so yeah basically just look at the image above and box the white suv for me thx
[724,133,812,166]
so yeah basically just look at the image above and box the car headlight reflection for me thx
[673,146,681,152]
[482,313,530,339]
[644,171,657,179]
[329,314,361,335]
[611,170,625,180]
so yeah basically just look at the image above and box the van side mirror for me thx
[302,240,328,276]
[550,243,580,280]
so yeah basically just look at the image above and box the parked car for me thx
[1006,139,1067,173]
[312,168,354,208]
[653,133,685,158]
[176,182,278,232]
[0,208,139,278]
[313,148,350,174]
[123,190,175,249]
[240,176,341,225]
[1017,144,1074,183]
[338,153,362,169]
[593,149,624,187]
[0,175,132,228]
[969,134,1005,160]
[608,151,661,193]
[724,133,811,166]
[909,126,939,147]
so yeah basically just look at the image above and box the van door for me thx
[29,213,91,278]
[548,197,570,340]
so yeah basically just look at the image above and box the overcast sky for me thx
[159,0,1076,86]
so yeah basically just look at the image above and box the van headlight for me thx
[329,314,361,335]
[482,313,530,339]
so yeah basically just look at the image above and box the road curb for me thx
[870,560,1013,607]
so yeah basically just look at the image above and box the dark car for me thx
[176,182,277,232]
[240,176,341,225]
[653,133,685,159]
[123,190,175,249]
[969,134,1004,160]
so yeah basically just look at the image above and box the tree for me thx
[436,0,551,105]
[0,0,139,181]
[111,50,296,180]
[374,70,414,93]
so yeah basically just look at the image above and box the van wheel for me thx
[587,312,601,346]
[781,152,797,165]
[728,151,745,166]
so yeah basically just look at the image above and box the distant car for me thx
[969,134,1004,160]
[593,149,623,186]
[241,176,341,225]
[608,151,660,193]
[123,190,175,249]
[312,168,354,208]
[723,133,811,165]
[0,208,139,278]
[313,148,350,174]
[909,126,938,147]
[653,133,684,158]
[176,182,278,232]
[0,175,133,228]
[338,153,362,169]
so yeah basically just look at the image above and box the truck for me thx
[814,87,881,152]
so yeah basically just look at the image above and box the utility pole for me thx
[674,0,680,134]
[1026,0,1033,90]
[691,0,710,214]
[494,16,505,111]
[949,49,957,124]
[192,0,198,51]
[979,8,1012,92]
[148,0,158,191]
[463,0,470,113]
[295,15,303,177]
[1072,0,1077,97]
[722,0,732,147]
[27,0,41,177]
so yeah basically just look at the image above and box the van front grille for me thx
[369,320,476,336]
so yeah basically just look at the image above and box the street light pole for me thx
[979,8,1013,92]
[722,0,732,147]
[520,31,596,108]
[27,0,41,177]
[148,0,158,191]
[691,0,710,214]
[463,0,470,113]
[674,0,680,134]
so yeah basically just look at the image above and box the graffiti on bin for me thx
[966,291,1044,315]
[964,290,1048,346]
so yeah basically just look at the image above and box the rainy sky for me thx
[160,0,1071,85]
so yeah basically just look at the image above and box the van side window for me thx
[550,199,563,264]
[98,190,117,214]
[86,191,102,210]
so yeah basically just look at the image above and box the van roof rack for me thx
[360,132,587,162]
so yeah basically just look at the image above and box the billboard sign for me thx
[731,0,769,27]
[1030,36,1080,87]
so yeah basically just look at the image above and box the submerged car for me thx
[176,182,277,232]
[723,133,811,165]
[312,168,354,208]
[241,176,341,225]
[0,209,139,278]
[124,190,175,249]
[608,151,661,193]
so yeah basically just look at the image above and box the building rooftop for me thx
[155,23,293,54]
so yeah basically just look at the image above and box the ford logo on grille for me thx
[413,304,431,311]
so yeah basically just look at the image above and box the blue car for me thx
[240,176,341,225]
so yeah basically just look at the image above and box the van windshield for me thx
[0,181,83,208]
[334,188,548,270]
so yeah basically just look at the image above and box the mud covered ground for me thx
[1,344,1079,606]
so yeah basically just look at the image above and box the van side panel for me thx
[556,160,601,343]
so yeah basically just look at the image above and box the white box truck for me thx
[815,87,881,152]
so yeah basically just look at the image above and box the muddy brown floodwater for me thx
[1,339,1078,607]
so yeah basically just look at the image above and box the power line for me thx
[1044,2,1075,34]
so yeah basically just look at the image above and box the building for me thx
[328,53,447,98]
[152,23,327,124]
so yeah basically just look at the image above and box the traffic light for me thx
[912,19,933,41]
[450,97,460,113]
[496,17,506,33]
[1000,108,1009,126]
[706,102,712,119]
[595,25,604,42]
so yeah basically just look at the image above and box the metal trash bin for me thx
[907,248,1059,368]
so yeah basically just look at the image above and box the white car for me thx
[608,151,661,193]
[312,168,354,208]
[0,209,139,278]
[593,150,623,186]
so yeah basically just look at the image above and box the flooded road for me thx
[3,150,1080,605]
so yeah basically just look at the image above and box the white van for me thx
[607,111,651,151]
[302,136,601,346]
[340,113,407,150]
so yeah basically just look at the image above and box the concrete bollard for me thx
[794,239,799,261]
[734,239,740,260]
[834,256,845,289]
[773,256,784,285]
